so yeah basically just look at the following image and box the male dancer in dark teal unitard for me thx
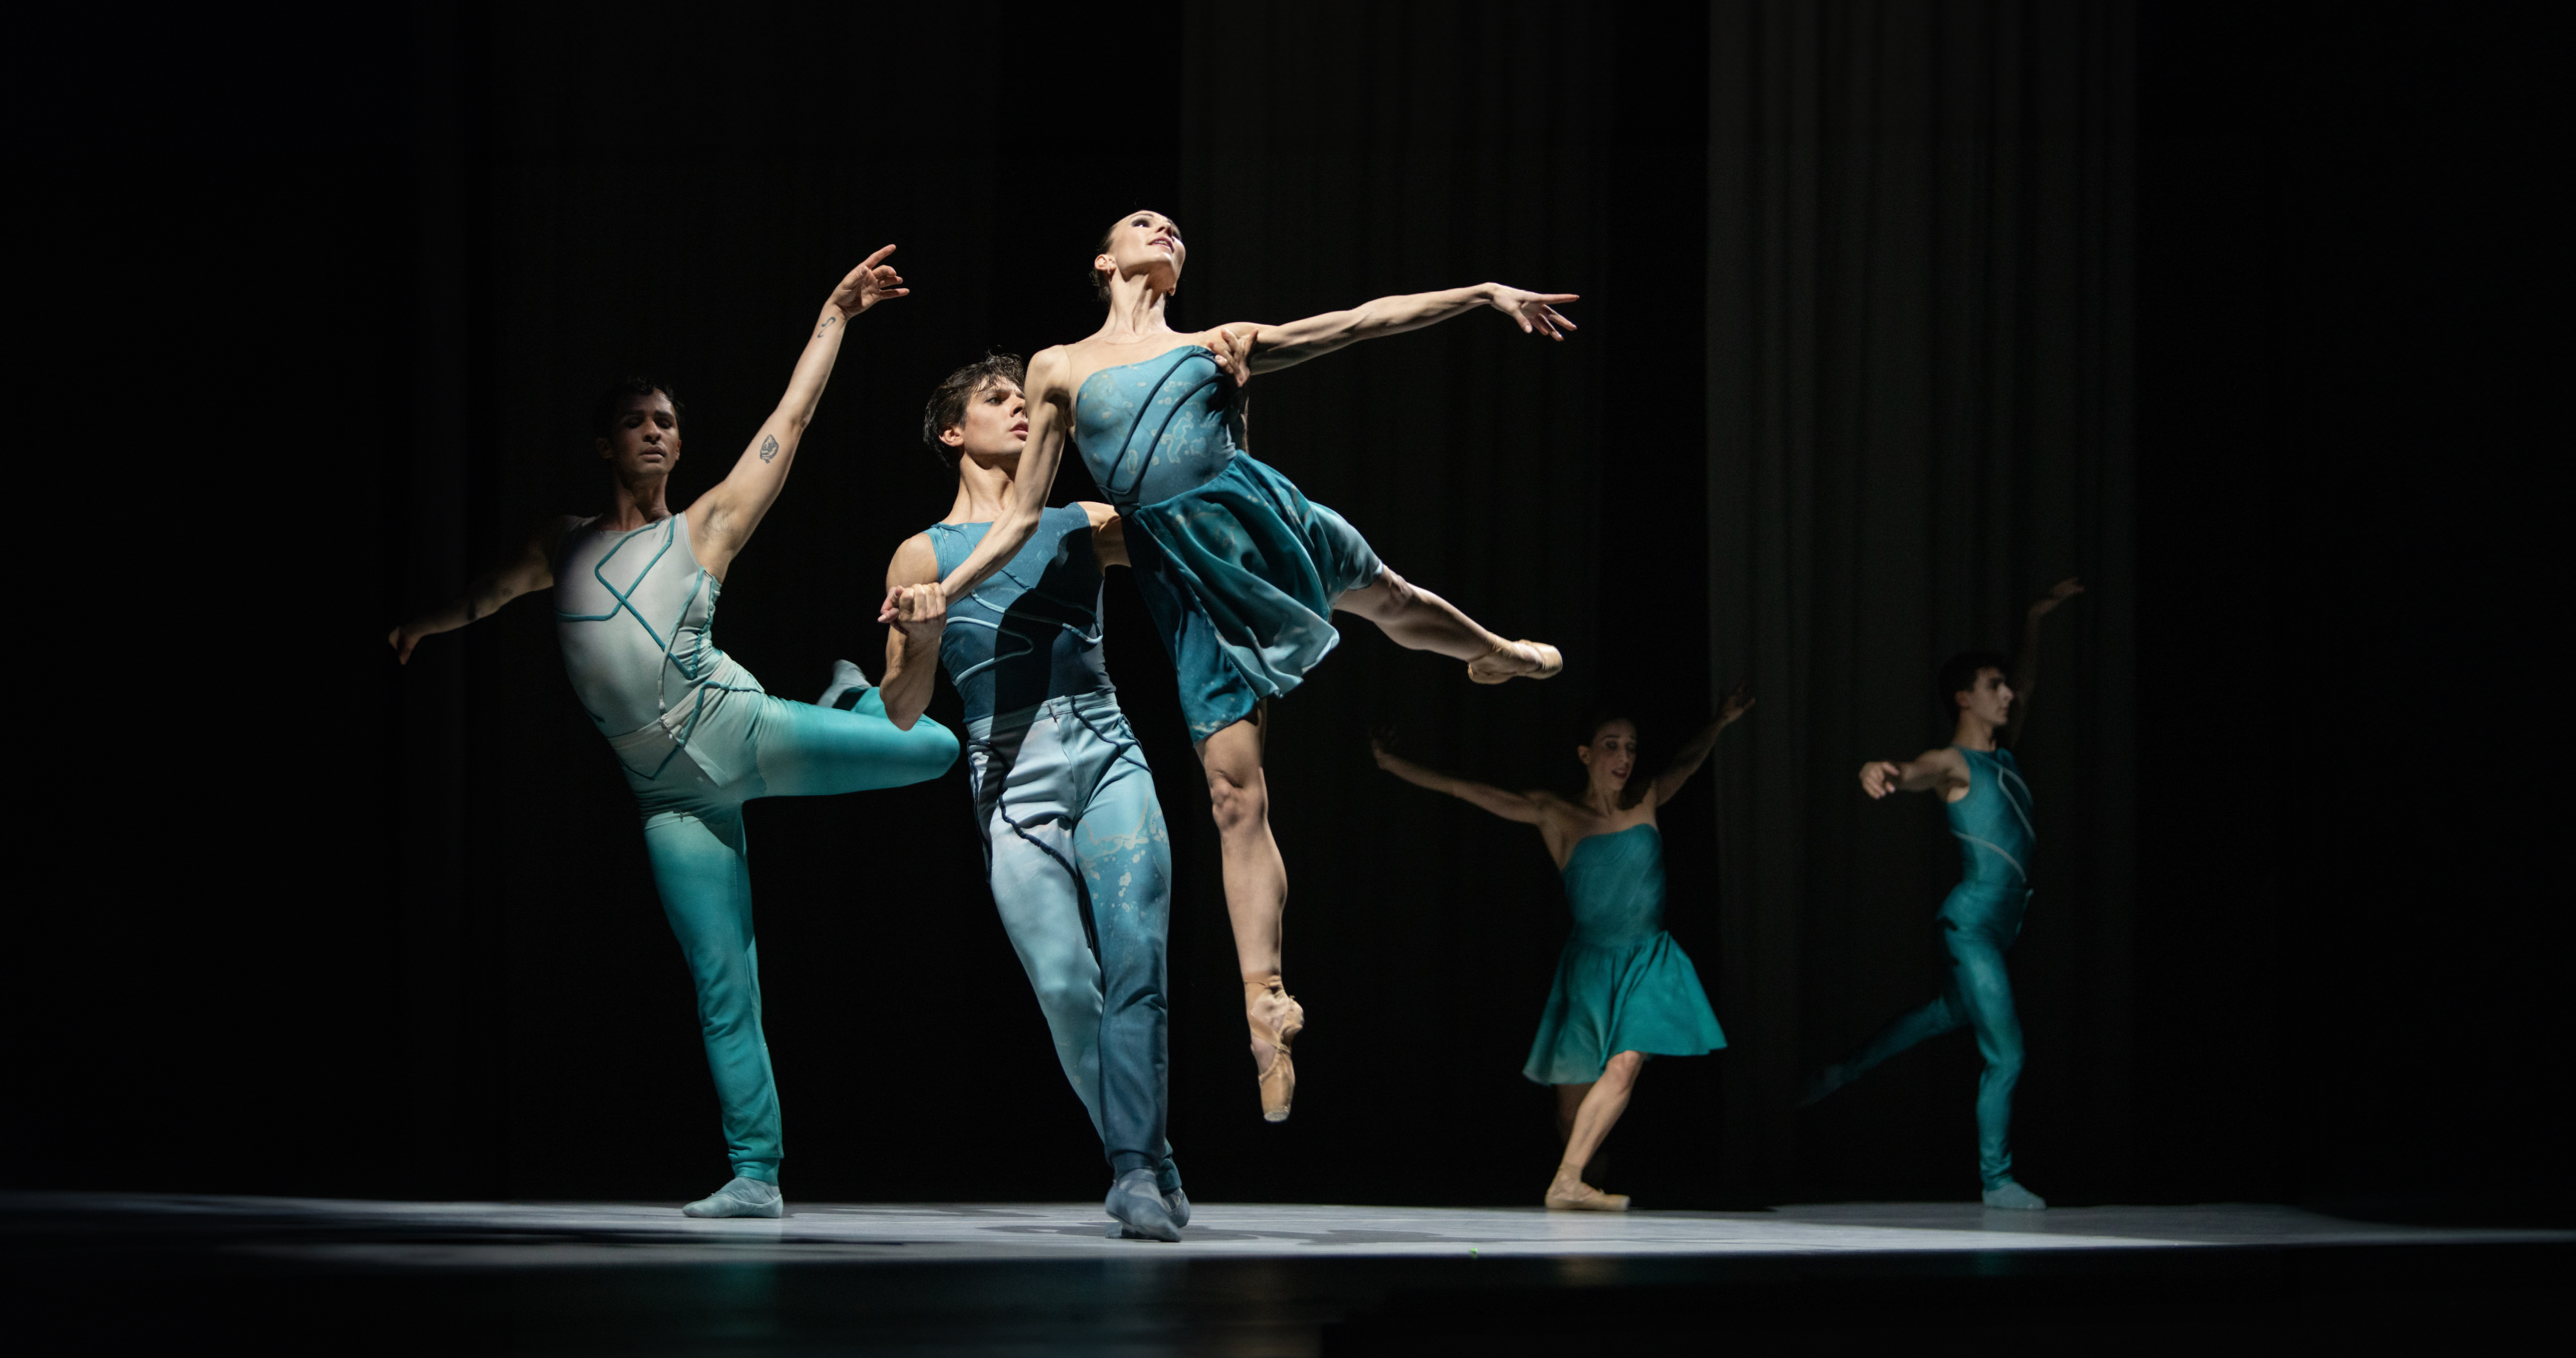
[1804,578,2082,1210]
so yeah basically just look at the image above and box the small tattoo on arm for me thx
[760,434,780,463]
[816,316,839,338]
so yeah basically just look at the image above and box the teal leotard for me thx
[1522,824,1728,1084]
[1072,346,1385,738]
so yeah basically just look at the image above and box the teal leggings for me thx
[610,685,958,1182]
[1815,888,2028,1190]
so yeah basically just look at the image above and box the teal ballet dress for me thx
[1522,824,1728,1085]
[1073,345,1385,738]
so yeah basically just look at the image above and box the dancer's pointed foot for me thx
[1245,976,1304,1122]
[1104,1168,1183,1241]
[818,658,874,711]
[1545,1168,1630,1212]
[1982,1179,2047,1211]
[1467,639,1564,685]
[681,1176,782,1219]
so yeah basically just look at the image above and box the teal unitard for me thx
[558,513,957,1183]
[1816,746,2034,1189]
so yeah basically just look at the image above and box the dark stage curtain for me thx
[1703,0,2138,1201]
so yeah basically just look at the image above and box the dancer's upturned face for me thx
[597,392,681,479]
[943,378,1028,463]
[1097,211,1186,295]
[1579,720,1639,795]
[1957,667,2014,729]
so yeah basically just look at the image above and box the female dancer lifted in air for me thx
[389,248,959,1218]
[1372,692,1748,1210]
[887,211,1574,1121]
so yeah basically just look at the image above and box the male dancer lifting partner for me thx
[1801,578,2082,1210]
[389,248,959,1218]
[862,350,1242,1242]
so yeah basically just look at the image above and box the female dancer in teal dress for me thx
[889,211,1576,1120]
[389,249,960,1218]
[1370,688,1752,1210]
[1806,578,2082,1212]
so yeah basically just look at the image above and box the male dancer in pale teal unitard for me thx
[864,352,1193,1242]
[389,248,958,1218]
[1804,578,2082,1211]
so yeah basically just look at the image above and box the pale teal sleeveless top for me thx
[553,514,752,735]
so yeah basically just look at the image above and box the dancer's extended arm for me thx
[1214,283,1579,375]
[1999,577,2082,749]
[1645,683,1755,807]
[386,516,574,664]
[687,247,909,578]
[1370,736,1541,823]
[1859,748,1969,800]
[878,534,944,730]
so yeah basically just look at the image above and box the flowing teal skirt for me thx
[1522,930,1727,1085]
[1121,453,1385,739]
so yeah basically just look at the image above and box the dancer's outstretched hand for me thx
[827,245,910,319]
[1368,726,1401,771]
[1858,760,1904,799]
[1718,682,1756,724]
[387,623,422,665]
[1206,326,1255,388]
[879,580,947,640]
[1485,284,1580,340]
[2029,577,2084,617]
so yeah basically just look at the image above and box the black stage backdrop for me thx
[25,1,2562,1219]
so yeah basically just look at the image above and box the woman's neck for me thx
[1095,273,1174,343]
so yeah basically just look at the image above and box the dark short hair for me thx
[1578,709,1638,748]
[1092,211,1180,301]
[1936,651,2010,720]
[922,353,1029,467]
[591,377,683,443]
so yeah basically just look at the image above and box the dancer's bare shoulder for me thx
[886,531,939,587]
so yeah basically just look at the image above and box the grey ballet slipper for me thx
[1104,1168,1182,1241]
[682,1176,783,1219]
[1981,1178,2046,1211]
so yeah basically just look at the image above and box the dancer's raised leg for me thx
[1198,708,1302,1121]
[1335,567,1560,683]
[1547,1051,1641,1211]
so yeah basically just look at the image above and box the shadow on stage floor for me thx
[7,1193,2566,1354]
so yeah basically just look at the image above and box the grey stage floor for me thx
[15,1191,2567,1266]
[13,1193,2568,1353]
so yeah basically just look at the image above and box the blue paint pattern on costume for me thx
[1816,746,2034,1189]
[930,516,1176,1181]
[557,514,957,1183]
[1072,346,1384,737]
[1522,824,1727,1085]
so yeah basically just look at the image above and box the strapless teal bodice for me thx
[1562,823,1668,946]
[1074,346,1245,509]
